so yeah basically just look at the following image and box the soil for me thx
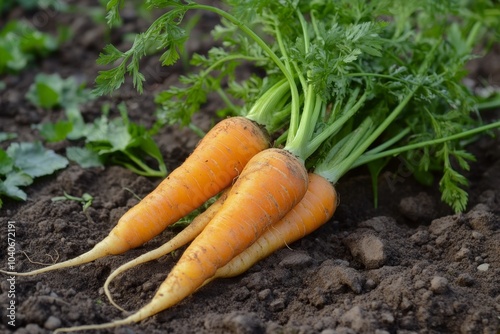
[1,3,500,334]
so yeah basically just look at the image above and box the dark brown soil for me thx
[1,3,499,334]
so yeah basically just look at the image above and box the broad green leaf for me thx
[79,104,166,176]
[66,147,104,168]
[0,149,14,174]
[85,116,132,153]
[36,81,60,108]
[64,105,87,140]
[0,37,28,72]
[0,46,14,73]
[108,120,133,151]
[26,73,63,108]
[34,121,73,142]
[26,73,93,110]
[0,171,33,201]
[0,20,58,74]
[7,142,69,178]
[128,131,167,175]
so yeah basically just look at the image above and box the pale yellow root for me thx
[54,254,209,332]
[104,188,229,312]
[53,303,150,333]
[0,232,126,276]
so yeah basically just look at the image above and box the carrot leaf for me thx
[99,0,500,212]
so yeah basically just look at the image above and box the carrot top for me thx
[96,0,500,211]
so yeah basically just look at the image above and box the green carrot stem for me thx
[305,90,368,156]
[352,120,500,167]
[190,4,301,143]
[362,127,412,156]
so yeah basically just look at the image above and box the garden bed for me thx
[1,2,499,333]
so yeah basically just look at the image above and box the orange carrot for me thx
[53,147,308,332]
[105,173,336,312]
[104,187,230,312]
[204,173,336,285]
[1,117,269,277]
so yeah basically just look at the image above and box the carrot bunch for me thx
[0,77,295,276]
[3,0,500,332]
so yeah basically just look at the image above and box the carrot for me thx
[53,147,308,333]
[1,117,269,277]
[105,173,336,312]
[204,173,336,285]
[104,187,230,312]
[103,173,336,312]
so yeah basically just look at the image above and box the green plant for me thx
[93,0,500,212]
[26,74,167,177]
[51,192,94,222]
[1,0,67,14]
[27,73,92,110]
[0,20,60,74]
[51,192,94,212]
[0,141,68,208]
[66,103,167,177]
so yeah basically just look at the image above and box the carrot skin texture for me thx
[208,173,336,282]
[162,148,308,297]
[145,148,308,316]
[108,117,269,252]
[53,148,308,332]
[2,117,269,277]
[104,188,230,312]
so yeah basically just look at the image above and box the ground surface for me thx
[1,3,500,334]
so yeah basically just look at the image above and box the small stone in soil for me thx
[233,286,251,301]
[340,305,372,332]
[410,230,430,245]
[345,233,386,269]
[374,330,391,334]
[269,298,286,312]
[358,216,396,232]
[320,330,339,334]
[16,324,46,334]
[429,216,457,235]
[456,273,475,287]
[364,279,377,290]
[414,279,426,290]
[308,287,328,308]
[317,264,364,294]
[44,316,62,330]
[430,276,449,294]
[455,246,471,261]
[380,311,395,324]
[466,210,497,232]
[477,263,490,271]
[142,281,155,292]
[278,252,313,269]
[242,272,269,290]
[205,312,265,334]
[258,288,272,301]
